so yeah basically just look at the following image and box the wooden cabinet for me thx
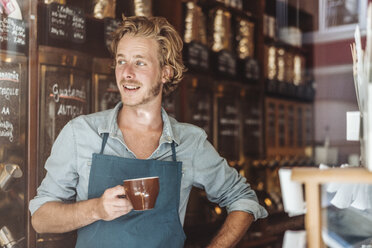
[265,97,313,158]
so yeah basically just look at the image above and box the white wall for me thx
[313,64,360,164]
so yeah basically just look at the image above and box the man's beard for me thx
[121,79,162,107]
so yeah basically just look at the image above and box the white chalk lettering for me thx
[57,5,75,16]
[220,129,239,136]
[0,70,19,82]
[52,83,86,103]
[1,107,10,115]
[0,87,19,100]
[226,105,237,115]
[220,118,239,125]
[57,104,83,117]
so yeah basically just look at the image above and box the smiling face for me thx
[115,34,168,108]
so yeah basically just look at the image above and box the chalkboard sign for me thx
[162,96,178,119]
[0,61,22,144]
[0,16,26,52]
[266,79,277,94]
[277,81,287,95]
[288,105,295,147]
[44,66,89,132]
[47,3,86,43]
[104,18,121,51]
[184,42,209,71]
[278,104,285,147]
[304,106,312,146]
[267,102,276,147]
[304,84,315,101]
[296,107,303,147]
[287,83,296,98]
[96,74,120,111]
[40,65,90,170]
[242,96,261,157]
[162,87,181,119]
[243,58,259,81]
[212,50,236,78]
[188,87,212,138]
[217,95,240,162]
[296,84,305,99]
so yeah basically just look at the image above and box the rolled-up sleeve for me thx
[29,121,78,215]
[192,131,268,220]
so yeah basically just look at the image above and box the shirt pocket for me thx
[181,163,193,184]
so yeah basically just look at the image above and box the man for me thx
[30,16,267,247]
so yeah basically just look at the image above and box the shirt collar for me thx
[97,102,180,145]
[160,107,180,145]
[97,102,122,136]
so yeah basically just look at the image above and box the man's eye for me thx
[136,61,145,66]
[117,60,126,65]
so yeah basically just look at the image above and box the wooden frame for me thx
[291,167,372,248]
[319,0,367,33]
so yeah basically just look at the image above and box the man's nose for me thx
[123,64,134,79]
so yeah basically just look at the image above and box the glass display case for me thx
[0,1,29,247]
[0,50,28,248]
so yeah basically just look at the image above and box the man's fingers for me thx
[112,197,132,207]
[109,185,126,196]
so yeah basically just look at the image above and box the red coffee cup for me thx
[123,176,159,211]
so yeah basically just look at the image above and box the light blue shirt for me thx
[29,102,268,224]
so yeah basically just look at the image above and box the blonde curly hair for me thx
[110,15,186,96]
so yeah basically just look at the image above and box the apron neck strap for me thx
[171,141,177,162]
[100,133,177,162]
[100,133,109,154]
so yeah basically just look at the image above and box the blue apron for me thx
[75,133,186,248]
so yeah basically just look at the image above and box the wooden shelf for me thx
[292,167,372,183]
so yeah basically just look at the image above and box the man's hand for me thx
[207,211,254,248]
[32,185,133,234]
[95,185,133,221]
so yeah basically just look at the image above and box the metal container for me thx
[293,54,305,85]
[284,51,294,83]
[0,226,17,248]
[0,164,22,192]
[183,1,207,45]
[93,0,116,19]
[276,48,285,82]
[134,0,152,17]
[44,0,66,4]
[264,45,277,80]
[210,8,232,52]
[236,18,254,59]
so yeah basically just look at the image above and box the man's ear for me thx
[161,65,173,83]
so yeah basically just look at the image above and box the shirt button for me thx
[166,136,171,142]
